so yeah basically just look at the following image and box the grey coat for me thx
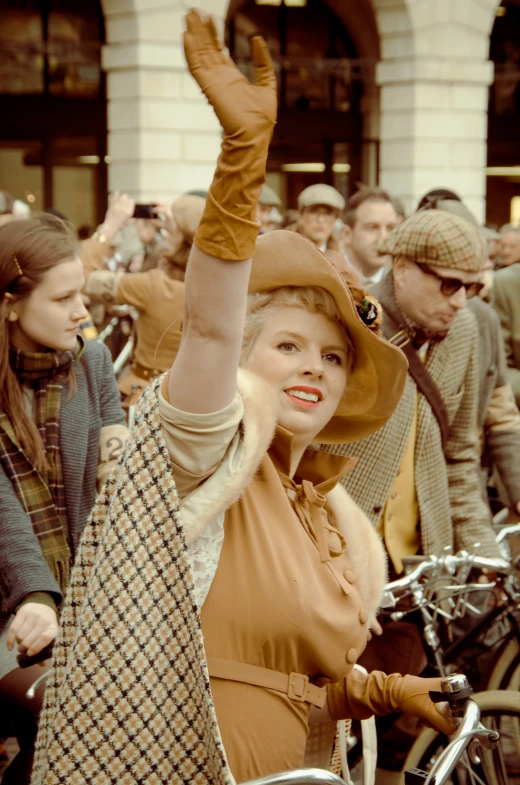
[493,263,520,406]
[0,341,125,632]
[469,296,520,507]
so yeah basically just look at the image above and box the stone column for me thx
[101,0,227,202]
[374,0,501,222]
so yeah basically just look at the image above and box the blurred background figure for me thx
[84,193,206,411]
[341,186,398,286]
[498,224,520,268]
[0,191,14,228]
[485,223,502,266]
[291,183,345,251]
[257,183,282,234]
[12,200,31,219]
[280,209,299,229]
[416,187,462,210]
[493,226,520,409]
[392,197,406,225]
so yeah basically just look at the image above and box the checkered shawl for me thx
[32,378,234,785]
[0,343,84,599]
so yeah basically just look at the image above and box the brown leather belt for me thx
[206,657,326,709]
[131,361,163,381]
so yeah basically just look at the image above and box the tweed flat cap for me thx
[378,209,486,272]
[298,184,345,212]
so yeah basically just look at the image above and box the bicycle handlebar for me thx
[495,522,520,544]
[424,698,481,785]
[385,551,511,597]
[241,769,348,785]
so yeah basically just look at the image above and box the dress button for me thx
[346,648,358,664]
[343,570,356,583]
[359,609,368,624]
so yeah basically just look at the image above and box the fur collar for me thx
[181,368,388,622]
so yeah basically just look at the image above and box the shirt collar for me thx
[268,425,357,495]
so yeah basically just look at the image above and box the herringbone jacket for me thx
[325,276,499,560]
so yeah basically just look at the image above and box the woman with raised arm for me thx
[33,12,457,785]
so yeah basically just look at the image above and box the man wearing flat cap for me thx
[324,208,501,769]
[293,183,344,252]
[257,183,282,234]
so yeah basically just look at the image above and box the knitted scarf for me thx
[32,378,234,785]
[377,273,449,349]
[0,338,84,596]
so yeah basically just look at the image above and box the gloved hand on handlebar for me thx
[328,670,459,735]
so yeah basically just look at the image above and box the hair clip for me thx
[13,254,23,277]
[357,297,379,326]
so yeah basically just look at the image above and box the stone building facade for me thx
[99,0,503,220]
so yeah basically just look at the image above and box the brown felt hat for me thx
[378,209,487,272]
[249,230,408,444]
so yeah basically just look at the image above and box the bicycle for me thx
[374,543,520,784]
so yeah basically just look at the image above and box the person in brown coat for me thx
[82,194,205,400]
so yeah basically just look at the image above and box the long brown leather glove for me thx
[183,9,277,261]
[327,669,458,735]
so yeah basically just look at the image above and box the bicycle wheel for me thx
[400,690,520,785]
[487,637,520,691]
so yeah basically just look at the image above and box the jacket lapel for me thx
[60,371,89,511]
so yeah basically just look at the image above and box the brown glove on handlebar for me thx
[183,9,277,261]
[328,670,458,735]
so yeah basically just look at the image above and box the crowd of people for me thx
[0,10,519,785]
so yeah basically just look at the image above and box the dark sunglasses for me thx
[417,263,484,299]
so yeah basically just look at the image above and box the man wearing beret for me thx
[293,183,344,252]
[324,208,501,770]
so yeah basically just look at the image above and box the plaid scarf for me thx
[0,338,84,598]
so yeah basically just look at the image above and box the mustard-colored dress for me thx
[200,428,370,782]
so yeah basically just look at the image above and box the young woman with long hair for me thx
[33,14,457,785]
[0,213,127,784]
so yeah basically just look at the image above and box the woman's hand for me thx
[6,603,59,657]
[101,190,135,242]
[395,676,459,735]
[151,203,185,253]
[183,9,276,140]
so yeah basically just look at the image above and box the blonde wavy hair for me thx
[241,286,355,371]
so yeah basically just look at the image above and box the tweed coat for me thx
[325,276,499,560]
[0,341,126,633]
[492,262,520,406]
[469,296,520,507]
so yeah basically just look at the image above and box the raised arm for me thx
[167,10,277,414]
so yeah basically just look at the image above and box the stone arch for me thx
[226,0,380,59]
[371,0,413,61]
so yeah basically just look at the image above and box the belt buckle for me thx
[287,672,309,702]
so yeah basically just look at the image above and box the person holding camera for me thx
[82,194,206,406]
